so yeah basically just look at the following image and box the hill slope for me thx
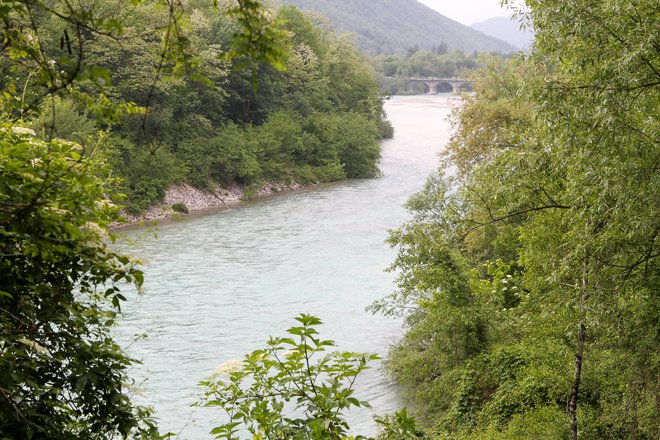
[471,16,535,49]
[277,0,517,54]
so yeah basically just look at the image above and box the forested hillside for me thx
[373,0,659,438]
[277,0,517,54]
[20,1,390,214]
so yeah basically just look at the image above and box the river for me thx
[115,94,457,438]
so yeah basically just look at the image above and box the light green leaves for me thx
[224,0,288,72]
[375,1,659,437]
[199,314,379,439]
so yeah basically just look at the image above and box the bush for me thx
[171,202,189,213]
[108,137,185,214]
[379,117,394,139]
[0,125,156,438]
[198,314,379,439]
[334,113,381,178]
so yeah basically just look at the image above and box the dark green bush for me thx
[171,202,189,214]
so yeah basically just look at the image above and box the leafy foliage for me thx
[198,314,379,439]
[226,0,289,72]
[375,1,659,438]
[0,127,156,438]
[375,408,427,439]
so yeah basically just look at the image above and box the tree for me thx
[517,1,659,437]
[0,127,155,438]
[376,0,659,436]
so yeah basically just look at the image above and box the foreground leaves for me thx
[198,314,379,439]
[0,126,159,438]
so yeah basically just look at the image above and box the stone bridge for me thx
[409,77,473,94]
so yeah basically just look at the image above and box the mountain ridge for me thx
[276,0,518,54]
[470,16,534,49]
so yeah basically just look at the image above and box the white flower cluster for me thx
[11,126,36,136]
[18,338,52,357]
[214,359,243,374]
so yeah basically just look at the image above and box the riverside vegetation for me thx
[1,0,658,439]
[21,0,392,215]
[370,0,659,438]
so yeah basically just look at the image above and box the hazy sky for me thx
[418,0,511,25]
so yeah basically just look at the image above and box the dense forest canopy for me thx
[4,0,391,214]
[100,0,391,213]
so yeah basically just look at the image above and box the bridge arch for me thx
[408,77,473,95]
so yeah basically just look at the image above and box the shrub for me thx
[198,314,379,439]
[171,202,189,213]
[0,125,156,438]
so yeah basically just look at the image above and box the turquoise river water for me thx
[114,94,457,438]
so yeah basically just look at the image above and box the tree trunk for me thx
[568,322,586,440]
[568,256,589,440]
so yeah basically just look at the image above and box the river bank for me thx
[111,181,304,228]
[114,95,454,437]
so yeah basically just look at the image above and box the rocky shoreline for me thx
[110,181,303,229]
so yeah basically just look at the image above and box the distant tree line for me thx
[371,46,496,95]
